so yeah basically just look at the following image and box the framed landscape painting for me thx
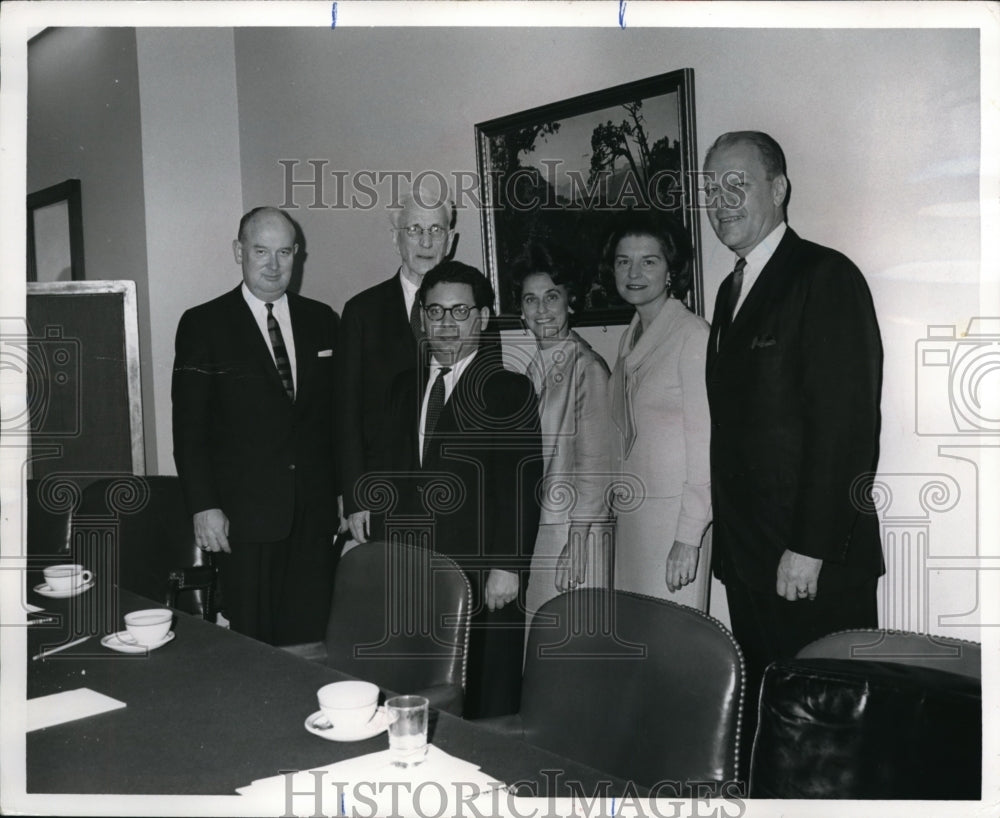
[475,68,702,327]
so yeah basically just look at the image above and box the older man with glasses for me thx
[337,184,456,545]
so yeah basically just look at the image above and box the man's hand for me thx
[484,569,519,611]
[194,508,231,554]
[665,540,700,593]
[348,510,370,543]
[336,495,349,535]
[776,549,823,601]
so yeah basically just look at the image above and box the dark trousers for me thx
[462,570,528,720]
[219,502,339,646]
[725,573,879,775]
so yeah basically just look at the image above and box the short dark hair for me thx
[599,210,693,301]
[419,260,495,311]
[508,241,583,313]
[705,131,787,180]
[237,207,296,243]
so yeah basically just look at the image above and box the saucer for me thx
[101,630,175,654]
[34,579,95,599]
[305,706,389,742]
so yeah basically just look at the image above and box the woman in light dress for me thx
[604,211,712,609]
[511,241,613,632]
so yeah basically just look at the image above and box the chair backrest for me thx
[75,476,211,617]
[796,628,981,680]
[323,541,472,697]
[519,589,744,790]
[26,477,73,556]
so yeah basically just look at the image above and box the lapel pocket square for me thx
[317,349,333,358]
[751,335,776,350]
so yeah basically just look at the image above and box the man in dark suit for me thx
[338,188,454,544]
[380,261,543,718]
[172,206,339,645]
[703,132,885,700]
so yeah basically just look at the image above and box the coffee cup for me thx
[123,608,173,645]
[317,680,379,729]
[43,564,93,592]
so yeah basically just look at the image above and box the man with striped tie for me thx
[172,207,340,645]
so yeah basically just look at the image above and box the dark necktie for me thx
[422,367,451,463]
[265,303,294,400]
[718,257,746,341]
[409,297,423,341]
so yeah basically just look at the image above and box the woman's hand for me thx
[665,540,700,593]
[555,524,591,591]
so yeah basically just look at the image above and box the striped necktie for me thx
[265,303,294,400]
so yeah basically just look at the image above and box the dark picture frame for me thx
[475,68,701,327]
[27,178,86,282]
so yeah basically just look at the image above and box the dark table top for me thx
[24,578,632,799]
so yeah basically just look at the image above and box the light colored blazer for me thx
[527,332,612,526]
[609,298,712,546]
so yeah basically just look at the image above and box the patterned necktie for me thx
[265,303,294,400]
[409,297,424,341]
[718,257,746,341]
[422,367,451,463]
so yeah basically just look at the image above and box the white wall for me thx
[136,28,245,480]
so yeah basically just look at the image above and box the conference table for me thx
[24,572,635,802]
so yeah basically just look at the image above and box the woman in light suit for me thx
[604,211,712,609]
[511,242,613,632]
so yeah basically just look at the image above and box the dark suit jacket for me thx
[706,228,885,594]
[172,286,338,543]
[337,273,417,517]
[378,348,543,579]
[338,272,510,518]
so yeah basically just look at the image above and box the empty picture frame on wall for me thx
[27,178,85,282]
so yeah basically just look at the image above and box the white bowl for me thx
[123,608,173,645]
[317,680,379,729]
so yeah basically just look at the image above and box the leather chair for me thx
[75,476,218,620]
[26,477,73,556]
[477,589,745,792]
[323,541,472,716]
[795,627,981,679]
[749,629,983,799]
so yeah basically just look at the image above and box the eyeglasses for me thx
[398,224,448,241]
[423,303,475,322]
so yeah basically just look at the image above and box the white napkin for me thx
[26,688,126,732]
[236,744,509,817]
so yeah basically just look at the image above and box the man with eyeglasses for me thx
[337,185,455,545]
[381,261,543,718]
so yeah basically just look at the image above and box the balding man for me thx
[172,207,340,645]
[703,132,884,709]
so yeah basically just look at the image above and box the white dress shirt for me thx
[418,351,477,465]
[398,267,420,320]
[241,283,297,393]
[732,221,787,317]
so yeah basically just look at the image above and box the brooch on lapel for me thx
[751,335,777,350]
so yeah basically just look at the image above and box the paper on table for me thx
[27,688,127,732]
[236,744,509,817]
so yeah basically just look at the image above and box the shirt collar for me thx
[241,282,289,314]
[743,221,787,275]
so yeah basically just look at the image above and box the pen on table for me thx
[27,616,57,626]
[32,635,89,661]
